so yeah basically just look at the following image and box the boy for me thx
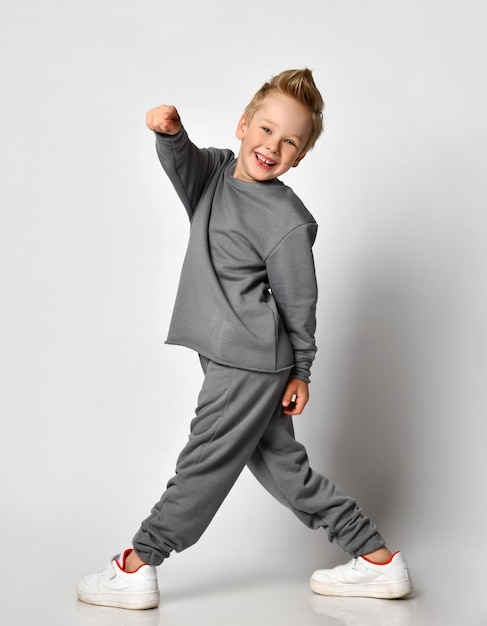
[77,69,413,610]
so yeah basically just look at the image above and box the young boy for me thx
[77,69,413,610]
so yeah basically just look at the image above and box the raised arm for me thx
[146,104,232,219]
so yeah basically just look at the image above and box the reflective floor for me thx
[2,569,455,626]
[73,584,424,626]
[2,526,483,626]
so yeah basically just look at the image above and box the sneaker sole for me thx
[309,577,413,599]
[77,588,160,610]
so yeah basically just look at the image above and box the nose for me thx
[265,137,280,154]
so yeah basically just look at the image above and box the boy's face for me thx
[233,91,312,183]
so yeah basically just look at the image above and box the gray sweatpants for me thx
[132,357,385,566]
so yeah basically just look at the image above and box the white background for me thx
[1,1,486,624]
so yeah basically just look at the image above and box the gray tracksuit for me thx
[132,129,385,565]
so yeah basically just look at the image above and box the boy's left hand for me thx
[281,378,309,416]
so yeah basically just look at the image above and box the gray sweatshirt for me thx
[157,128,318,382]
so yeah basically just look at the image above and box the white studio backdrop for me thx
[1,1,486,623]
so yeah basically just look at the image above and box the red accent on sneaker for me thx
[361,550,400,565]
[115,548,133,572]
[115,548,148,574]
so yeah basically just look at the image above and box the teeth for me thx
[257,154,275,166]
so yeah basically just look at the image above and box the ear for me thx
[235,113,247,140]
[292,153,307,168]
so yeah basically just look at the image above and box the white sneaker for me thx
[310,551,413,599]
[77,549,160,610]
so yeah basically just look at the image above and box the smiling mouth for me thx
[255,153,276,169]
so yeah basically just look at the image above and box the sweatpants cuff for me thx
[349,531,387,558]
[132,530,170,567]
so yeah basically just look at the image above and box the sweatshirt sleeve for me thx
[155,128,232,220]
[265,223,318,382]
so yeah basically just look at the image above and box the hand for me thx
[146,104,182,135]
[281,378,309,416]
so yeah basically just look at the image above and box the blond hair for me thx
[244,68,324,153]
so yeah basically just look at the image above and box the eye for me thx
[262,127,271,133]
[285,139,296,147]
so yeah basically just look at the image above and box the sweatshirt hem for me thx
[164,340,295,375]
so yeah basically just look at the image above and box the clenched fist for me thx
[146,104,181,135]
